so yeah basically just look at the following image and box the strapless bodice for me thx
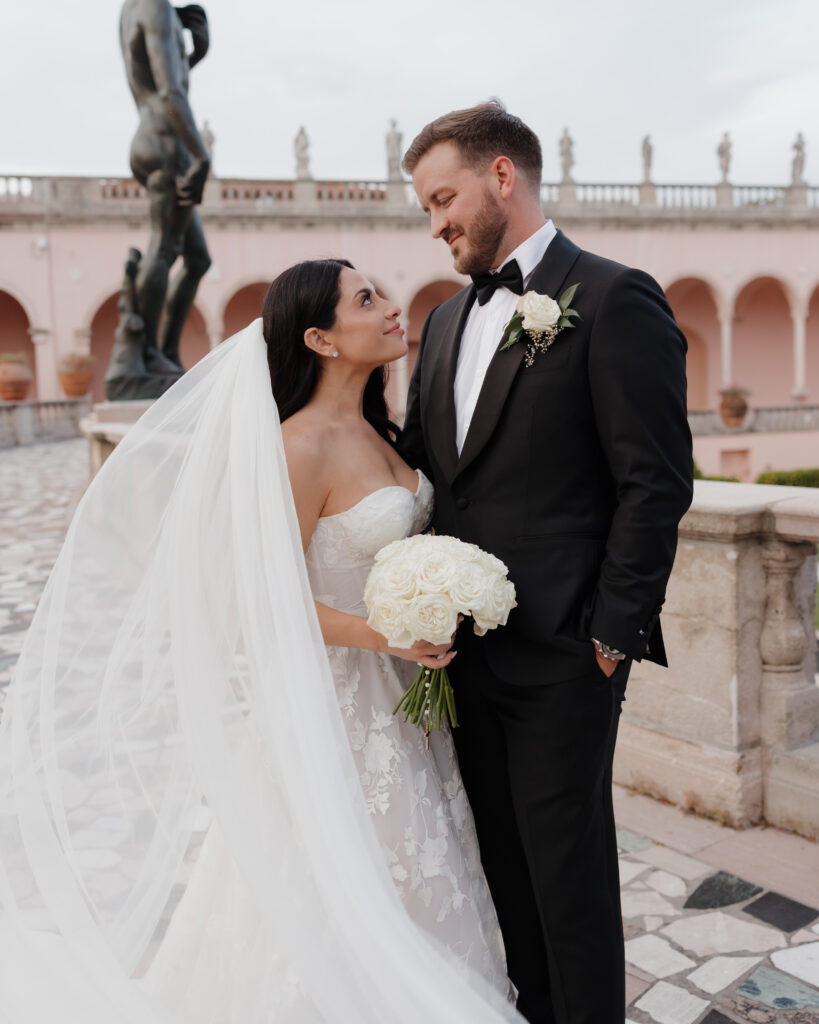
[305,469,434,615]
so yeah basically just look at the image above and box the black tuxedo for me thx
[399,230,693,1023]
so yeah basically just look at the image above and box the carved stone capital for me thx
[28,327,51,346]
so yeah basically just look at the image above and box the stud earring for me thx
[332,351,339,359]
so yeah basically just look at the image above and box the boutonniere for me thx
[500,284,581,367]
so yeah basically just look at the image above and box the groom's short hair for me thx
[402,100,542,193]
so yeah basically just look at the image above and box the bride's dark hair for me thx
[262,259,400,443]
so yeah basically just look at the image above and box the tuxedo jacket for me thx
[399,230,694,685]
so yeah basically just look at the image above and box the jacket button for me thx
[455,497,470,510]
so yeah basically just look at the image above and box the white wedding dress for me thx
[308,471,506,973]
[0,320,520,1024]
[144,470,508,1018]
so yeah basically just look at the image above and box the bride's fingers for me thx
[416,650,457,670]
[413,639,453,658]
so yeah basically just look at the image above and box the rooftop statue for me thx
[386,119,402,181]
[792,132,806,186]
[106,0,212,401]
[641,134,653,184]
[559,127,574,184]
[295,127,312,180]
[717,132,732,184]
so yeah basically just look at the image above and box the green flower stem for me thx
[392,666,459,735]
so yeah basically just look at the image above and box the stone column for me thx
[717,303,733,387]
[790,294,808,400]
[759,539,819,751]
[28,327,53,402]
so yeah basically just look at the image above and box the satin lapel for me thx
[454,231,582,480]
[425,287,475,482]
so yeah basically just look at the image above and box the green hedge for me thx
[756,468,819,488]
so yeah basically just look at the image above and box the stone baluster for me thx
[759,538,819,751]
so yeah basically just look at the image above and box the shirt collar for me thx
[497,220,557,286]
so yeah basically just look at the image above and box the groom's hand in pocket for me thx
[592,645,618,678]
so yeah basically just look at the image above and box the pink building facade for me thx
[2,174,819,479]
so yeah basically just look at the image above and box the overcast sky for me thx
[2,0,816,185]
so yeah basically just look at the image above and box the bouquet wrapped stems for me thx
[393,664,458,749]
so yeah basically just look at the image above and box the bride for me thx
[0,259,521,1023]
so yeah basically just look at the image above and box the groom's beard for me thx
[447,189,507,276]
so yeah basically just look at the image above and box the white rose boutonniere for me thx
[500,283,581,367]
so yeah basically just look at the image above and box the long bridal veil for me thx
[0,320,521,1023]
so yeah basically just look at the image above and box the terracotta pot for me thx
[719,393,748,427]
[59,370,94,398]
[0,361,34,402]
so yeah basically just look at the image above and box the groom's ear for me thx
[489,156,516,200]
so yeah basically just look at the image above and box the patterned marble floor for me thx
[1,438,818,1023]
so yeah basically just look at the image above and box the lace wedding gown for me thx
[0,322,520,1024]
[145,468,508,1017]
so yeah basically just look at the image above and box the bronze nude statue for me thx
[106,0,212,400]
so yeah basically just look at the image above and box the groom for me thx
[400,102,693,1024]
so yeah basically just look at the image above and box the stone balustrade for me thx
[614,480,819,840]
[689,404,819,436]
[2,173,818,224]
[0,400,87,447]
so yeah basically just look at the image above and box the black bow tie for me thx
[471,260,524,306]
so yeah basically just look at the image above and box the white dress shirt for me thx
[454,220,557,454]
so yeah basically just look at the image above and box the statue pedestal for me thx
[639,182,657,207]
[787,184,809,209]
[716,182,733,209]
[80,400,153,477]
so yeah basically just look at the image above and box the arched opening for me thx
[384,279,463,421]
[732,278,792,407]
[665,278,719,411]
[89,295,209,404]
[0,290,36,398]
[406,280,463,377]
[223,282,270,340]
[805,285,819,402]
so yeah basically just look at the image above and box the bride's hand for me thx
[388,638,458,671]
[386,617,463,669]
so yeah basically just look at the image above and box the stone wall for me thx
[614,481,819,839]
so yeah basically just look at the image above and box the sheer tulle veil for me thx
[0,320,521,1022]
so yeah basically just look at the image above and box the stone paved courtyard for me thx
[1,438,818,1024]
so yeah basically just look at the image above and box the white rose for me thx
[516,291,561,333]
[448,560,487,612]
[373,536,416,565]
[405,593,458,645]
[476,549,508,576]
[367,600,414,649]
[415,550,458,595]
[378,555,419,602]
[471,574,517,635]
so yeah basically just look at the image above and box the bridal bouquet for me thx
[364,534,517,744]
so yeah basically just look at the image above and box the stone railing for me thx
[614,480,819,839]
[0,400,87,447]
[689,404,819,436]
[2,173,818,225]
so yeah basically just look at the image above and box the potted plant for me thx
[58,352,96,398]
[718,386,750,428]
[0,352,34,402]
